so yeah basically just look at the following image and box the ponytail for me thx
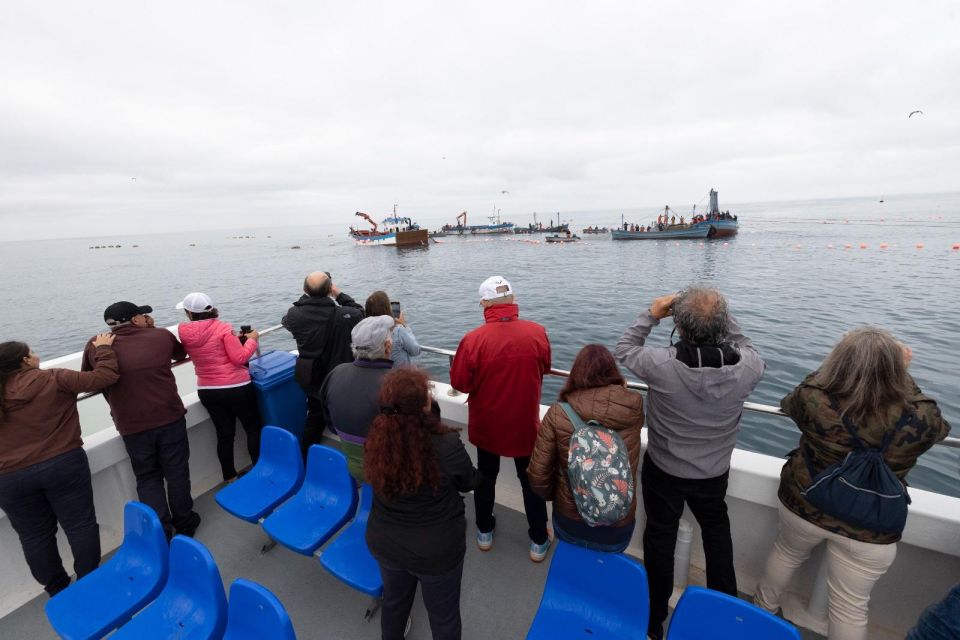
[0,341,30,423]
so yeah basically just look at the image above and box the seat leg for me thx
[260,538,277,555]
[363,596,382,622]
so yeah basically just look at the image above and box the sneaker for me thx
[529,537,552,562]
[477,529,494,551]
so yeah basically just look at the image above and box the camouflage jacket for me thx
[778,372,951,544]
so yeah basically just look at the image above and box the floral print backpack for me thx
[560,403,634,527]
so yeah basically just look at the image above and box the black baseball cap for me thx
[104,301,153,325]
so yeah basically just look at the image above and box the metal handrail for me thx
[418,345,960,449]
[75,324,285,401]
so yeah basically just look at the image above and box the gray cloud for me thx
[2,0,958,239]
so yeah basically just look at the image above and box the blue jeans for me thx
[0,448,100,595]
[553,515,635,553]
[906,583,960,639]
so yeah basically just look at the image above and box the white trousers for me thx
[755,502,897,640]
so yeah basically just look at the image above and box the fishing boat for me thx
[442,211,515,235]
[349,210,429,247]
[515,212,568,234]
[545,233,581,243]
[612,189,739,241]
[428,230,447,238]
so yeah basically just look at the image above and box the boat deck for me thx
[1,478,826,640]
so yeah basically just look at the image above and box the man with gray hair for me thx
[320,315,396,481]
[615,286,764,640]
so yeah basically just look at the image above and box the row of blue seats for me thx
[528,527,803,639]
[215,426,383,600]
[45,502,296,640]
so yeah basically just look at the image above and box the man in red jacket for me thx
[450,276,552,562]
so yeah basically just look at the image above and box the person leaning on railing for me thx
[527,344,643,553]
[176,292,263,483]
[364,367,481,640]
[754,327,950,640]
[0,334,118,597]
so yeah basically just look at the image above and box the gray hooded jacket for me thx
[614,310,765,479]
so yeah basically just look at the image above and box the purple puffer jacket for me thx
[178,319,258,387]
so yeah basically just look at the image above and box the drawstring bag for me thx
[560,403,634,527]
[801,399,913,535]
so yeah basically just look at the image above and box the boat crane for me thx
[456,211,467,227]
[354,211,379,233]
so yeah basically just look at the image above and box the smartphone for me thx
[391,301,401,319]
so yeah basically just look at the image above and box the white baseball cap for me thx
[479,276,514,301]
[176,292,214,313]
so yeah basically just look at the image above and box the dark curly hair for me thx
[364,368,454,501]
[559,344,625,401]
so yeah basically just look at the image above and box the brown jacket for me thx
[82,325,187,436]
[527,385,644,526]
[778,372,950,544]
[0,346,119,474]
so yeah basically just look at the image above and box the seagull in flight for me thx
[908,110,923,118]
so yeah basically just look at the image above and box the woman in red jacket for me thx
[176,292,262,481]
[0,334,118,596]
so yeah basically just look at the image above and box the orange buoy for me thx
[879,243,888,249]
[827,244,834,249]
[843,243,852,249]
[916,243,924,249]
[859,243,868,249]
[953,243,960,251]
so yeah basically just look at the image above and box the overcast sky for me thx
[2,1,958,240]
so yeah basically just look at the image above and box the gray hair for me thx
[812,326,912,426]
[352,336,392,361]
[672,286,729,345]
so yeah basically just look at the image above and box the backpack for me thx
[560,403,634,527]
[800,398,914,535]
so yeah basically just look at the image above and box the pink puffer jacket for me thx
[178,319,258,387]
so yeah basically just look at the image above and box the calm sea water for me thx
[3,192,959,495]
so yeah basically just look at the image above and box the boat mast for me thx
[709,189,719,216]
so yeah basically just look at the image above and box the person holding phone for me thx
[365,291,421,367]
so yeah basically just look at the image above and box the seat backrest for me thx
[666,586,801,640]
[302,445,356,508]
[354,483,373,526]
[114,501,168,583]
[540,542,649,629]
[255,426,305,486]
[166,536,228,633]
[223,578,296,640]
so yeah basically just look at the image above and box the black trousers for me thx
[641,453,737,639]
[474,448,549,545]
[0,448,100,596]
[301,388,327,457]
[122,418,199,540]
[379,558,464,640]
[198,384,263,480]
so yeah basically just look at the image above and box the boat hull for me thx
[351,229,429,246]
[612,220,738,240]
[545,235,580,243]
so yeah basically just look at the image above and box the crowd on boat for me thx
[1,273,958,640]
[621,210,739,233]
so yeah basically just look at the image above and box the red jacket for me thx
[450,304,551,457]
[178,319,258,387]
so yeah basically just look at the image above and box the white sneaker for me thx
[477,529,494,551]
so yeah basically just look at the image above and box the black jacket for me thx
[282,293,364,386]
[366,431,481,575]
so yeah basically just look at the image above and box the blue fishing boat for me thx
[350,211,429,246]
[612,189,739,241]
[442,211,515,235]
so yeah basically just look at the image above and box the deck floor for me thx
[1,486,824,640]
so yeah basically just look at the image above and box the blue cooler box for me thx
[249,351,307,441]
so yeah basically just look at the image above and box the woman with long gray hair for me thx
[754,326,950,640]
[0,335,118,596]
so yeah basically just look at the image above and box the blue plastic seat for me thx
[223,578,297,640]
[261,445,358,555]
[45,502,169,640]
[527,541,649,640]
[111,536,227,640]
[666,586,801,640]
[320,483,383,597]
[216,426,305,523]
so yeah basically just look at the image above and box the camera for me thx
[239,325,252,345]
[390,301,401,319]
